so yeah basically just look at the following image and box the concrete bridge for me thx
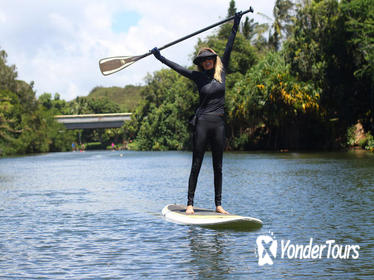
[55,113,132,129]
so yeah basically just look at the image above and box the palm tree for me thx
[269,0,295,50]
[258,0,295,51]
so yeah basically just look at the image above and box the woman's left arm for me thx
[222,12,243,69]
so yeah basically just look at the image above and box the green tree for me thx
[68,96,120,115]
[284,0,373,144]
[341,0,374,131]
[242,17,261,41]
[227,52,321,149]
[227,0,237,17]
[0,89,23,155]
[124,69,197,150]
[0,48,75,156]
[0,49,17,93]
[269,0,295,50]
[88,97,120,114]
[39,92,67,113]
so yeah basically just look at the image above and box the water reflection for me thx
[187,227,231,279]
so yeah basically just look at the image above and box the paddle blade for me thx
[99,55,139,76]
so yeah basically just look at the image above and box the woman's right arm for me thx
[150,48,195,80]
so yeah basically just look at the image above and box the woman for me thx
[151,12,242,214]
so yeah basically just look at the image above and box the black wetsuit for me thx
[154,22,239,206]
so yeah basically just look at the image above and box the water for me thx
[0,150,373,279]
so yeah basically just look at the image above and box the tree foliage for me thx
[124,70,196,150]
[0,48,74,156]
[227,52,321,149]
[284,0,373,141]
[269,0,295,50]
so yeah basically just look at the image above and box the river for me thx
[0,151,373,279]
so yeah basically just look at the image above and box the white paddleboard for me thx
[162,204,263,231]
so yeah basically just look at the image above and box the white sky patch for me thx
[0,0,275,101]
[0,10,6,23]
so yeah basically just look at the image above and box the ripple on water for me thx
[0,151,373,279]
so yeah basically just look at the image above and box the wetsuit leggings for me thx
[188,114,225,207]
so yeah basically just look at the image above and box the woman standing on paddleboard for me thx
[151,12,242,215]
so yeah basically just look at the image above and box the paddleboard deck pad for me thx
[162,204,263,231]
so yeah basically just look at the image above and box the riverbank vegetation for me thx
[0,49,74,156]
[1,0,373,156]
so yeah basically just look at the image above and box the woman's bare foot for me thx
[216,206,229,214]
[186,205,194,215]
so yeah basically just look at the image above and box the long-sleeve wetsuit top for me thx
[155,22,240,117]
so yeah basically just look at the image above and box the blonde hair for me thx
[196,47,223,83]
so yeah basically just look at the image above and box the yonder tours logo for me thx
[256,232,360,266]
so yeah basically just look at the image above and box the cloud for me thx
[0,0,275,101]
[0,10,6,23]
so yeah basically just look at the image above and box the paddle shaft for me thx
[138,7,254,60]
[99,7,254,75]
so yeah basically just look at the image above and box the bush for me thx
[365,133,374,152]
[346,125,356,147]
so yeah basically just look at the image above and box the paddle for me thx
[99,6,254,76]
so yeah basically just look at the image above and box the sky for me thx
[0,0,276,101]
